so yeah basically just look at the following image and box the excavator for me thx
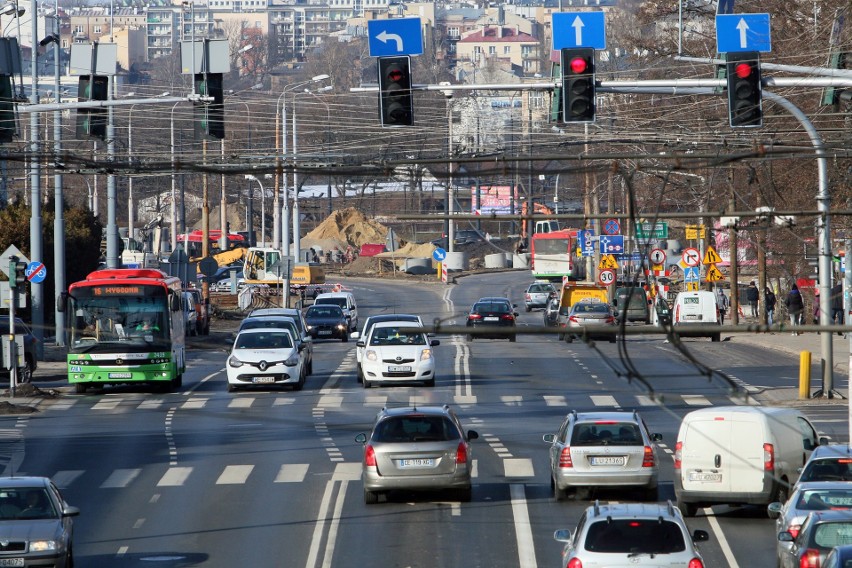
[520,202,560,239]
[243,247,326,293]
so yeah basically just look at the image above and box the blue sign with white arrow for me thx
[578,230,596,257]
[599,235,624,255]
[716,13,771,53]
[368,18,423,57]
[433,247,447,262]
[552,12,606,50]
[684,266,700,281]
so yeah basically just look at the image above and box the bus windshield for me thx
[68,293,170,352]
[533,237,570,255]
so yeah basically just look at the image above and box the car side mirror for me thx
[767,502,783,518]
[466,430,479,441]
[356,341,365,348]
[819,436,832,445]
[543,433,556,443]
[692,530,709,543]
[354,433,367,444]
[778,532,794,543]
[350,332,360,340]
[651,433,663,442]
[553,529,572,544]
[430,339,440,346]
[62,506,81,518]
[514,312,519,317]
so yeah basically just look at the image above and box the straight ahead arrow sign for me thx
[572,16,584,45]
[736,18,749,49]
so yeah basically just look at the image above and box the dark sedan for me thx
[304,305,349,341]
[466,300,517,342]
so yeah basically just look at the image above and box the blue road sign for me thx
[368,18,423,57]
[25,261,47,283]
[716,13,771,53]
[599,235,624,255]
[603,218,620,236]
[684,266,700,281]
[616,252,644,263]
[553,12,606,50]
[579,230,596,257]
[433,247,447,262]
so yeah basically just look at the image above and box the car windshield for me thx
[240,319,298,338]
[801,459,852,482]
[572,303,611,314]
[316,298,347,309]
[571,422,642,446]
[811,521,852,548]
[307,306,343,318]
[474,303,510,314]
[797,489,852,510]
[236,332,293,350]
[0,488,58,520]
[369,328,427,346]
[529,284,553,293]
[373,416,461,443]
[584,519,685,554]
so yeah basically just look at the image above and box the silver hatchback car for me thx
[355,405,479,504]
[554,501,709,568]
[543,410,662,500]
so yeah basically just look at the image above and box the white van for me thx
[313,292,358,332]
[674,406,826,517]
[673,290,721,342]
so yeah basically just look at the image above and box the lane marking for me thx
[504,458,534,478]
[183,369,223,395]
[157,466,192,487]
[216,465,254,485]
[101,468,142,488]
[705,510,740,568]
[510,484,537,568]
[321,480,348,568]
[275,464,309,483]
[305,479,336,568]
[51,470,84,488]
[228,397,255,408]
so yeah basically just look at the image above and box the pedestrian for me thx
[765,286,777,326]
[746,281,759,318]
[785,283,805,334]
[716,288,729,325]
[830,282,844,330]
[813,290,821,324]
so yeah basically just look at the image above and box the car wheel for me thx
[74,383,87,394]
[525,305,531,313]
[66,545,74,568]
[293,372,305,391]
[677,499,697,517]
[552,476,568,502]
[770,483,789,517]
[711,333,721,342]
[364,489,379,505]
[456,487,472,502]
[227,384,238,393]
[171,374,183,391]
[363,377,371,389]
[307,360,313,376]
[509,335,516,342]
[356,366,363,383]
[574,487,590,501]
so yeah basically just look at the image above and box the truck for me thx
[243,248,326,295]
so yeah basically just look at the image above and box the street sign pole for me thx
[8,256,16,398]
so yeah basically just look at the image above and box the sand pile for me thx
[305,208,389,248]
[376,241,436,259]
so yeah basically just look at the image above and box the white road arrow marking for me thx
[736,18,749,49]
[572,15,584,45]
[376,30,404,52]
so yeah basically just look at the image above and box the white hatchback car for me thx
[226,328,305,392]
[358,322,439,388]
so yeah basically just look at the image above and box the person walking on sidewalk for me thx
[765,286,777,326]
[785,283,805,334]
[746,281,759,318]
[813,289,821,324]
[716,288,729,325]
[831,282,844,329]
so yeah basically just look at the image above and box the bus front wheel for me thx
[74,383,87,394]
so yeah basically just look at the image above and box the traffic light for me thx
[0,74,16,143]
[193,73,225,140]
[8,256,25,289]
[726,51,762,128]
[75,75,108,139]
[821,51,847,106]
[561,48,596,123]
[378,56,413,127]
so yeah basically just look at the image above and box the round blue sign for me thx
[25,261,47,283]
[603,219,621,236]
[432,248,447,262]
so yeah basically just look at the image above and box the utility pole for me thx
[729,193,739,326]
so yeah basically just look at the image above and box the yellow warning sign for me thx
[703,246,722,265]
[598,254,619,270]
[686,281,700,291]
[685,225,706,240]
[705,263,725,282]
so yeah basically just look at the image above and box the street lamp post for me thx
[302,87,332,216]
[169,101,182,252]
[245,174,266,245]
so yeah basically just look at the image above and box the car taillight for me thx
[469,314,482,321]
[456,442,468,464]
[500,314,515,321]
[800,548,821,568]
[788,524,801,539]
[764,443,775,471]
[605,316,615,324]
[642,446,655,467]
[568,316,579,323]
[567,558,582,568]
[559,447,573,468]
[674,441,682,469]
[688,558,704,568]
[364,445,376,467]
[675,304,680,321]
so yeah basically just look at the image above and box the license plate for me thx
[590,456,626,466]
[689,472,722,482]
[252,376,275,384]
[109,372,132,379]
[682,314,701,321]
[400,459,435,468]
[318,330,332,335]
[388,365,412,372]
[0,559,24,567]
[484,317,499,322]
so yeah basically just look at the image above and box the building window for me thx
[504,46,510,55]
[94,25,102,34]
[448,26,459,38]
[489,46,496,55]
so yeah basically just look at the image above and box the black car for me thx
[304,305,349,341]
[454,230,485,246]
[466,300,517,342]
[0,316,38,383]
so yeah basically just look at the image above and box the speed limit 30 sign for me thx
[598,269,616,287]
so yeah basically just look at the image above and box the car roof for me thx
[583,501,684,520]
[315,292,351,299]
[794,481,852,492]
[249,308,303,318]
[809,445,852,459]
[242,315,297,324]
[478,297,511,302]
[368,314,420,323]
[378,405,454,418]
[237,327,294,337]
[572,410,642,423]
[0,476,51,488]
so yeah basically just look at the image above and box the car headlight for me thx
[29,540,57,552]
[284,353,300,366]
[306,324,313,330]
[227,356,243,368]
[366,350,377,361]
[336,324,346,330]
[420,348,432,361]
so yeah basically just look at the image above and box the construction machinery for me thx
[520,202,560,239]
[243,247,326,293]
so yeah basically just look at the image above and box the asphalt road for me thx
[1,271,847,567]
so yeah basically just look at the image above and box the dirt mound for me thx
[306,208,389,248]
[376,242,436,258]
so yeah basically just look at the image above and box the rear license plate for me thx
[0,559,24,567]
[689,472,722,482]
[388,366,411,372]
[682,314,701,321]
[252,376,275,384]
[109,372,132,379]
[590,456,626,466]
[318,330,332,335]
[400,459,435,468]
[484,317,499,322]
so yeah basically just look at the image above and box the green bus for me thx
[62,268,186,393]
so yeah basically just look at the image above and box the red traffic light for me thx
[387,67,405,83]
[734,62,752,79]
[570,57,588,74]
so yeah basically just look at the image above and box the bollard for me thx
[799,350,812,399]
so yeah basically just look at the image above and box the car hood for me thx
[231,348,297,362]
[305,316,347,326]
[367,345,428,358]
[0,519,64,540]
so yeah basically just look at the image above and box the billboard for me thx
[471,185,518,215]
